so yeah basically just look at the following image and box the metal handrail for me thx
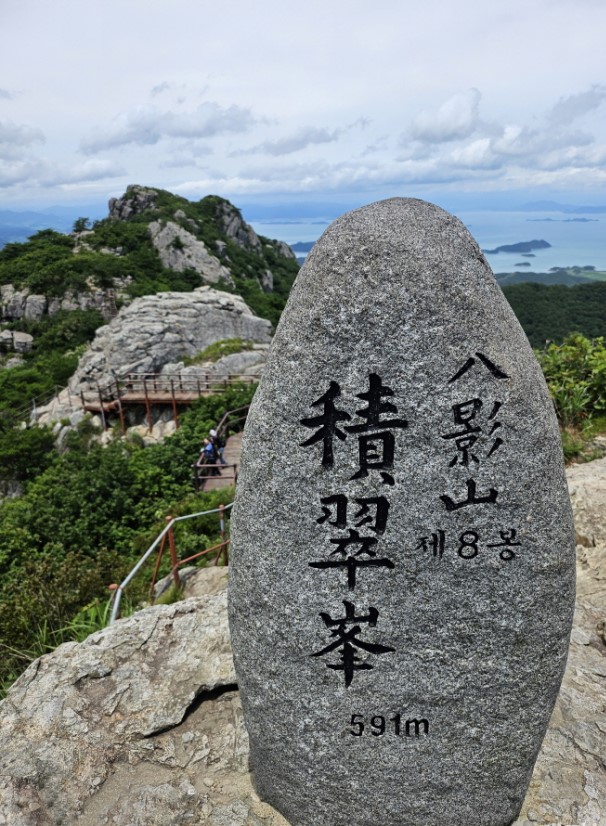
[109,502,234,625]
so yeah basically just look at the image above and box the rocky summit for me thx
[229,199,575,826]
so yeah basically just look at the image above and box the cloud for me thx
[150,82,172,97]
[410,89,482,144]
[548,84,606,125]
[42,159,126,186]
[0,89,12,100]
[81,102,257,153]
[237,126,343,157]
[0,157,124,191]
[449,138,502,170]
[0,159,43,188]
[235,119,369,157]
[0,120,45,159]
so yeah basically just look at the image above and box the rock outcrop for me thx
[0,329,33,353]
[67,287,271,394]
[108,184,159,221]
[217,200,262,253]
[0,284,118,324]
[148,220,235,287]
[0,457,604,825]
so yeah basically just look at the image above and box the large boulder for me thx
[0,593,286,826]
[68,286,272,395]
[1,461,604,825]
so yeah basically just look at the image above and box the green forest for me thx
[502,281,606,347]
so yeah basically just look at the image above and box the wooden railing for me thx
[79,372,257,431]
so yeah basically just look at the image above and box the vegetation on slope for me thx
[0,188,299,328]
[536,334,606,462]
[0,383,256,693]
[502,282,606,347]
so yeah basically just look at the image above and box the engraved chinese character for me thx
[442,398,504,467]
[300,381,351,467]
[311,600,395,687]
[347,373,407,486]
[448,352,509,383]
[317,494,391,535]
[440,478,498,511]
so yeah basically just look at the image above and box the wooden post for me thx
[117,399,126,435]
[97,383,107,430]
[166,516,181,590]
[149,532,168,601]
[218,504,229,565]
[143,378,153,432]
[170,379,179,428]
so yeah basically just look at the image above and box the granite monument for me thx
[229,198,576,826]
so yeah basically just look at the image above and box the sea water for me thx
[250,208,606,273]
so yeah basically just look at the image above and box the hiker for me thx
[210,428,227,465]
[201,438,221,475]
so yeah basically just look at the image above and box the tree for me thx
[72,217,91,233]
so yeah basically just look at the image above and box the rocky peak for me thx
[216,200,262,253]
[108,185,159,221]
[148,220,234,287]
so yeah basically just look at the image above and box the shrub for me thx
[536,334,606,428]
[184,337,254,365]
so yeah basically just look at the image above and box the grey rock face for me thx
[0,329,33,353]
[272,240,297,261]
[108,184,158,220]
[148,220,235,287]
[229,199,576,826]
[217,201,262,252]
[1,283,117,323]
[0,595,280,826]
[67,286,272,395]
[24,294,47,321]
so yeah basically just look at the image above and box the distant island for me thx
[527,218,598,223]
[483,240,551,255]
[291,241,316,252]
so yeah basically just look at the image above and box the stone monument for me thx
[229,198,575,826]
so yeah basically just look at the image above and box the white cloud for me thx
[236,127,343,157]
[0,89,12,100]
[0,157,124,191]
[410,89,482,144]
[449,139,501,170]
[548,84,606,125]
[0,120,45,159]
[0,159,44,188]
[81,102,257,153]
[41,159,126,186]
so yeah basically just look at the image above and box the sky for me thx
[1,0,606,229]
